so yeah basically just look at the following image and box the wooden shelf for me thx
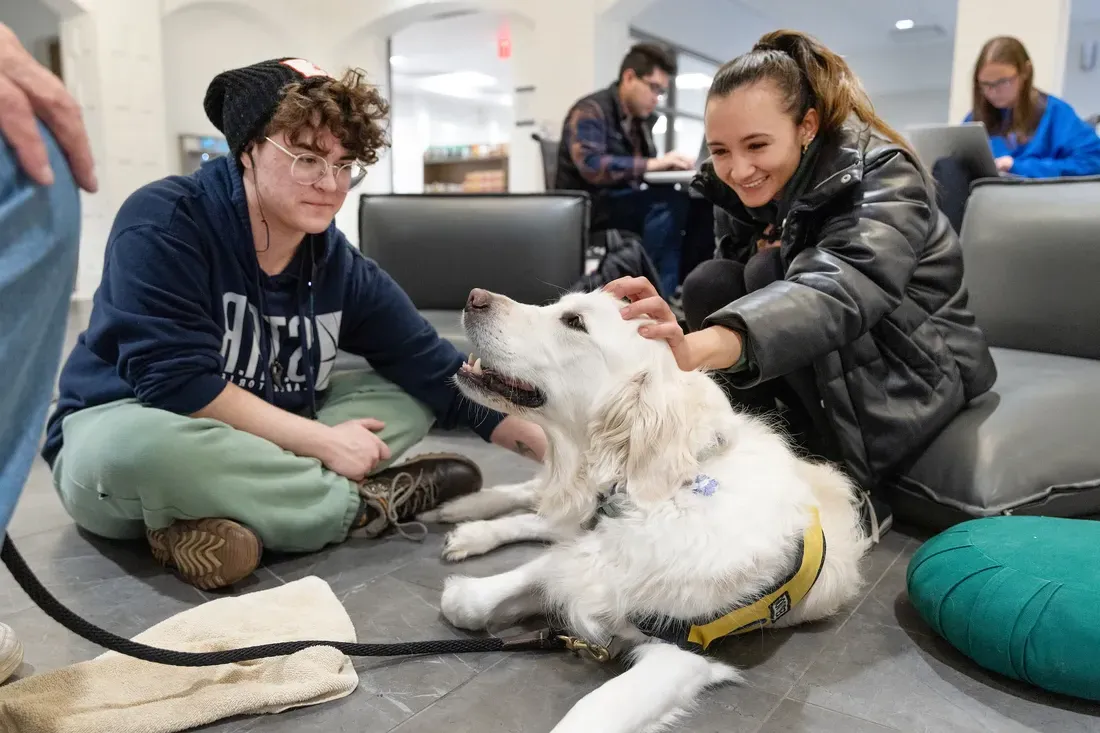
[423,147,509,194]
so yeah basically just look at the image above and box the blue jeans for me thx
[0,124,81,538]
[602,185,690,297]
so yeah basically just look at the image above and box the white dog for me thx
[429,287,870,733]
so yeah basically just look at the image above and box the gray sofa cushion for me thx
[961,175,1100,360]
[889,175,1100,528]
[889,347,1100,522]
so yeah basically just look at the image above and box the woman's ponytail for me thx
[710,29,914,155]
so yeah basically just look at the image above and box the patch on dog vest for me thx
[633,507,826,651]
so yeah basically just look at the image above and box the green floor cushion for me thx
[907,516,1100,701]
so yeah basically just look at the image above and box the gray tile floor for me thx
[3,306,1099,731]
[6,440,1100,733]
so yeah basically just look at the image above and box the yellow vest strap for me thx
[686,507,826,650]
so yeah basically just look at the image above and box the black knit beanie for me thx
[203,58,332,159]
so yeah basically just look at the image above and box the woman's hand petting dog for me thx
[317,418,391,481]
[604,276,745,372]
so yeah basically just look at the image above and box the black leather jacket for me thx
[691,123,997,488]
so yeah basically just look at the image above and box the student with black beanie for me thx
[42,58,548,590]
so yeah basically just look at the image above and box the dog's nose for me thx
[466,288,493,311]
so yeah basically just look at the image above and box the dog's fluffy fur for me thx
[425,289,870,733]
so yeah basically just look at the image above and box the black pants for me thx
[931,155,975,235]
[681,255,840,462]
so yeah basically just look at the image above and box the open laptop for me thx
[906,122,1000,179]
[643,136,710,185]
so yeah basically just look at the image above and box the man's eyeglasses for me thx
[265,137,367,189]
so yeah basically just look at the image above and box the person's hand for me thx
[995,155,1014,173]
[604,276,699,371]
[316,418,391,482]
[0,23,97,191]
[646,151,695,172]
[605,276,745,372]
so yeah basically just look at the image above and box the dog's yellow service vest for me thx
[595,477,827,652]
[683,506,826,650]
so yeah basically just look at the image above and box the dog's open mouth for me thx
[457,354,546,408]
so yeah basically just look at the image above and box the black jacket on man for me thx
[691,123,998,489]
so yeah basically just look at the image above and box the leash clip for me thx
[557,635,611,663]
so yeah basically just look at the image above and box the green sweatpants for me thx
[51,370,434,553]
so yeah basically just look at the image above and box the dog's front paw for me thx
[418,499,464,524]
[442,521,500,562]
[419,485,521,524]
[440,575,494,630]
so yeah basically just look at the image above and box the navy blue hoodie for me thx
[42,157,504,465]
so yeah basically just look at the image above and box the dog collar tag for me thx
[691,474,718,497]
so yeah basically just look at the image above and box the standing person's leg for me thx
[0,121,80,684]
[52,369,481,588]
[0,121,80,537]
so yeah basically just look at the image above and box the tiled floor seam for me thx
[381,653,510,733]
[770,537,914,702]
[749,692,787,733]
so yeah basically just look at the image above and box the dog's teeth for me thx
[468,353,474,364]
[472,358,483,374]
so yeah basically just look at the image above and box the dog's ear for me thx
[586,370,698,504]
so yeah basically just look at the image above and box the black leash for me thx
[0,536,568,666]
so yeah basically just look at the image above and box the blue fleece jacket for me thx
[966,93,1100,178]
[42,157,504,465]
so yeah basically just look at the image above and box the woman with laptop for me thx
[607,29,998,543]
[933,35,1100,230]
[967,35,1100,179]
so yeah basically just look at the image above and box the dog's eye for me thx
[561,312,587,333]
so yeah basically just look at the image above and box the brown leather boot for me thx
[354,452,482,539]
[147,518,262,590]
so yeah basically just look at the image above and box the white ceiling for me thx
[389,10,514,106]
[386,0,1100,103]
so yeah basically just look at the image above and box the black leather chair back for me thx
[358,193,589,310]
[961,175,1100,360]
[532,133,560,191]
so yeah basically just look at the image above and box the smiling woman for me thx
[616,29,1000,543]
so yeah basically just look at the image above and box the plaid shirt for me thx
[559,86,654,188]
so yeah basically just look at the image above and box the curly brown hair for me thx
[263,67,390,165]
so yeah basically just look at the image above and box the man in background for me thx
[555,43,695,298]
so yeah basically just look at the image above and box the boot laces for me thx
[360,470,437,541]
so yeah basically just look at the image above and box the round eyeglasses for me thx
[265,137,367,189]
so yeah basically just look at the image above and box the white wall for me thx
[873,89,952,129]
[1,0,59,67]
[161,4,304,175]
[1063,21,1100,119]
